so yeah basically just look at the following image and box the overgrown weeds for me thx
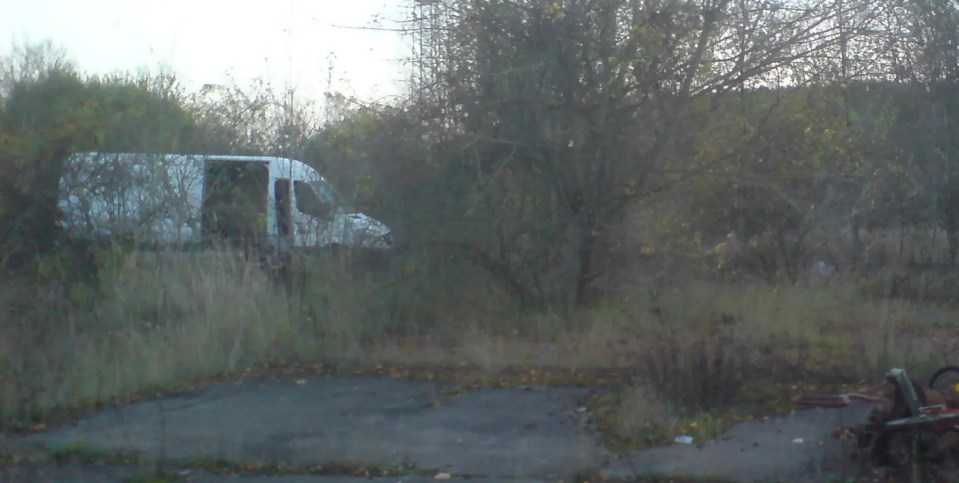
[4,245,959,444]
[0,246,414,427]
[579,280,959,450]
[637,315,753,411]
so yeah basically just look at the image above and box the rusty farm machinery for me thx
[794,367,959,469]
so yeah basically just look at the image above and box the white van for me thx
[57,152,393,253]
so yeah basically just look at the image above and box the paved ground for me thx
[0,464,543,483]
[13,375,606,480]
[7,375,881,482]
[604,400,876,482]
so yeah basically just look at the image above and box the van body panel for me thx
[58,152,393,251]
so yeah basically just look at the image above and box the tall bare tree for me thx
[402,0,842,308]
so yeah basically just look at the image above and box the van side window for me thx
[293,180,330,217]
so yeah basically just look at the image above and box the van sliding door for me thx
[201,160,269,246]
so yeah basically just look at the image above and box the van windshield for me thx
[310,179,341,205]
[307,178,359,214]
[294,181,331,217]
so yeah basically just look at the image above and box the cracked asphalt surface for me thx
[6,375,879,482]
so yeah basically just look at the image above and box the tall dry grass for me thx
[4,243,959,437]
[0,247,409,427]
[578,281,959,448]
[580,281,959,380]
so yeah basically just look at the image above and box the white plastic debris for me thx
[674,435,694,444]
[792,438,805,444]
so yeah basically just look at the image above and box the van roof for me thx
[204,155,290,164]
[70,152,330,186]
[72,152,307,165]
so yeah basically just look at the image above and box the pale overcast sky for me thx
[2,0,410,105]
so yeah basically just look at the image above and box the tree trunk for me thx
[948,229,958,265]
[941,189,959,265]
[850,213,862,271]
[574,216,598,308]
